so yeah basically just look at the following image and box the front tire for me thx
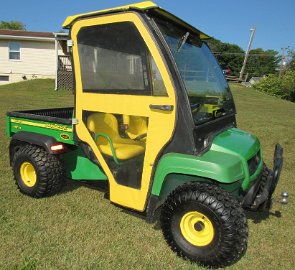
[12,144,64,198]
[161,182,248,268]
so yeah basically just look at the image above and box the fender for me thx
[151,152,245,197]
[146,151,245,223]
[9,132,63,164]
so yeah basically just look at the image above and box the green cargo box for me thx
[6,107,75,145]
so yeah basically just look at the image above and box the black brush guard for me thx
[242,144,283,210]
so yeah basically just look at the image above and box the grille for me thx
[248,150,261,175]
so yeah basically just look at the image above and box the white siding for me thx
[0,39,58,83]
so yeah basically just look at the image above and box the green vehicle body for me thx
[6,113,107,181]
[153,128,262,197]
[6,116,74,145]
[6,113,263,202]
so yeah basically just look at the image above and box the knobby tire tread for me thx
[160,182,248,268]
[12,144,64,198]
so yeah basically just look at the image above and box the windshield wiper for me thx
[177,32,190,52]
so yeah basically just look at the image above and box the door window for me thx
[77,22,167,96]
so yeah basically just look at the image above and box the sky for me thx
[1,0,294,54]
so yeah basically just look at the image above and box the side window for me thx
[9,42,21,60]
[150,58,167,96]
[77,21,167,96]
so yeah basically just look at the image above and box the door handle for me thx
[149,104,174,111]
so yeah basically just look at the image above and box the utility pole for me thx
[279,47,288,77]
[239,27,256,81]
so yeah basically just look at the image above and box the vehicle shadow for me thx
[245,209,282,224]
[59,178,109,195]
[58,179,154,223]
[117,203,162,227]
[119,207,146,221]
[152,207,162,230]
[58,181,283,227]
[119,204,283,228]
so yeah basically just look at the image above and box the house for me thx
[0,29,71,89]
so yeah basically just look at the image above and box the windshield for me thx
[155,19,235,125]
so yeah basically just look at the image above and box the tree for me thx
[246,48,279,77]
[0,21,26,30]
[207,38,281,79]
[207,38,244,77]
[286,49,295,71]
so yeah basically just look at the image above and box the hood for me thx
[211,128,260,160]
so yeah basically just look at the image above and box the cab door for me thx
[71,12,176,211]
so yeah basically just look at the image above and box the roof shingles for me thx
[0,29,54,39]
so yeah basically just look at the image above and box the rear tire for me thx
[12,144,64,198]
[161,182,248,268]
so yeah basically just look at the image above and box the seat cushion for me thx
[99,142,145,160]
[87,112,146,160]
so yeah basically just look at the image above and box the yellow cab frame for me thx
[62,2,249,217]
[64,2,183,212]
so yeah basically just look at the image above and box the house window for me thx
[0,75,9,81]
[9,42,21,60]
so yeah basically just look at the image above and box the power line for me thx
[213,52,278,57]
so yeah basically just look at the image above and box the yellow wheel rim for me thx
[180,211,214,247]
[20,162,37,187]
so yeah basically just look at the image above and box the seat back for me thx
[87,113,146,161]
[87,113,120,145]
[123,115,148,140]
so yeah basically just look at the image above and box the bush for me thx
[281,71,295,101]
[253,71,295,102]
[253,75,281,96]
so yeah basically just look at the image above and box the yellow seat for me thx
[122,115,148,140]
[87,113,145,161]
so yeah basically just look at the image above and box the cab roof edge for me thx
[62,1,210,40]
[62,1,158,29]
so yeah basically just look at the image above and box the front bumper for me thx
[242,144,283,210]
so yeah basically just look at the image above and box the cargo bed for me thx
[7,107,74,125]
[6,107,75,144]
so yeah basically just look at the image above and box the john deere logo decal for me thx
[60,134,70,140]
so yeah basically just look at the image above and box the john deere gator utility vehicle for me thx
[6,2,283,268]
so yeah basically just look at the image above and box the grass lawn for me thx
[0,79,294,270]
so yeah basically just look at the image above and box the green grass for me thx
[0,79,294,270]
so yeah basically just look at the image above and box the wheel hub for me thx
[20,161,37,187]
[180,211,214,246]
[194,221,205,232]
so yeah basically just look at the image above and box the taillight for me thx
[50,144,65,152]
